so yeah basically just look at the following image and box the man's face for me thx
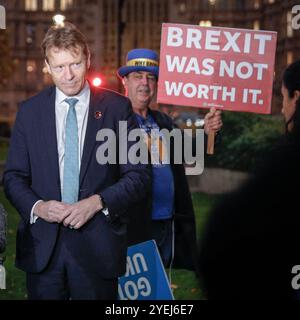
[281,84,298,123]
[45,46,90,96]
[123,71,157,111]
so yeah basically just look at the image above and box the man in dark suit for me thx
[3,22,151,300]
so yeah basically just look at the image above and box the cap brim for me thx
[117,66,159,78]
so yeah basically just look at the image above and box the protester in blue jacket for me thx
[118,48,222,271]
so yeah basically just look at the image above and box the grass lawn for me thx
[0,190,27,299]
[0,143,8,162]
[0,190,218,300]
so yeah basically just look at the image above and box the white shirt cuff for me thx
[30,200,42,224]
[102,207,109,216]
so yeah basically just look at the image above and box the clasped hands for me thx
[34,195,103,230]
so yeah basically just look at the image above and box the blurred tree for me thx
[205,111,284,172]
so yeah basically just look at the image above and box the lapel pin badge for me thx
[94,111,102,119]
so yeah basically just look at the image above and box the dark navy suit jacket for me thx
[3,85,151,278]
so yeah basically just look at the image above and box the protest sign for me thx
[118,240,174,300]
[158,23,277,114]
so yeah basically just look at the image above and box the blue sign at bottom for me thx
[118,240,174,300]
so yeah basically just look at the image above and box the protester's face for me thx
[46,46,90,96]
[123,71,157,111]
[281,84,299,124]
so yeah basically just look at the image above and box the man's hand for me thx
[204,107,223,135]
[34,200,71,223]
[62,195,103,229]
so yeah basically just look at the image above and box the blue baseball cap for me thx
[117,48,159,78]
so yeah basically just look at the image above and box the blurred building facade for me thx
[1,0,299,127]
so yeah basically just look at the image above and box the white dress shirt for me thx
[30,82,91,223]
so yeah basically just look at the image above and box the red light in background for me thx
[92,77,102,87]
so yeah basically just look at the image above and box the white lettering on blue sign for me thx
[118,241,173,300]
[118,277,151,300]
[125,253,148,276]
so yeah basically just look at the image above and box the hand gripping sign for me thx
[157,23,277,115]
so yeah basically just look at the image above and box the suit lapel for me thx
[79,88,106,187]
[41,87,61,198]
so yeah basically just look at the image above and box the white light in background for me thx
[52,14,66,27]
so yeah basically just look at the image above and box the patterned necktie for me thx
[62,98,79,204]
